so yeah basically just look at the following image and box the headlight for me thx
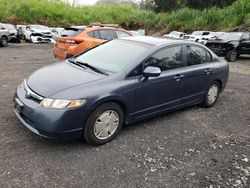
[40,98,86,109]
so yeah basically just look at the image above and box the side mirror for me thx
[143,66,161,78]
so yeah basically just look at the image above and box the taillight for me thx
[66,39,84,44]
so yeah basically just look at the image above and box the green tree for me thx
[185,0,236,9]
[153,0,236,12]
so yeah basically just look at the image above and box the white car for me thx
[198,32,225,45]
[24,25,54,43]
[183,31,211,42]
[163,31,186,39]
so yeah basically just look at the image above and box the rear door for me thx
[182,44,218,104]
[134,44,188,119]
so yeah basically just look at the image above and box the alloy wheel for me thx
[207,84,219,105]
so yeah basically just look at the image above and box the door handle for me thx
[173,74,184,81]
[204,68,212,74]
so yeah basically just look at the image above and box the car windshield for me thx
[4,24,15,30]
[170,31,179,36]
[75,40,150,73]
[30,25,47,30]
[191,31,203,36]
[218,33,242,41]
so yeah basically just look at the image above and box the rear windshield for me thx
[61,28,84,37]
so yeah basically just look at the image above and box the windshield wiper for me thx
[77,61,109,76]
[68,58,108,76]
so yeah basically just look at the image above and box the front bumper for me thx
[13,83,87,140]
[31,36,55,44]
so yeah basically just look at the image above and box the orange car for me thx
[53,25,132,59]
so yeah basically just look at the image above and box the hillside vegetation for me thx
[0,0,249,33]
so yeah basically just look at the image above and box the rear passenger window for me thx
[88,31,101,39]
[94,30,101,39]
[144,45,183,71]
[88,31,94,37]
[207,51,213,62]
[186,45,212,65]
[99,30,115,40]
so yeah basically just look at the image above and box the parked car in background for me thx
[206,32,250,62]
[198,32,225,45]
[14,36,229,145]
[163,31,186,39]
[49,27,64,40]
[16,24,27,40]
[183,31,211,42]
[0,23,10,47]
[53,25,132,59]
[2,23,20,43]
[24,25,54,43]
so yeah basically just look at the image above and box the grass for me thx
[0,0,249,33]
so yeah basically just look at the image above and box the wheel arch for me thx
[86,96,129,124]
[1,35,8,39]
[214,79,222,92]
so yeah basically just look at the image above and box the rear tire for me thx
[226,50,237,62]
[201,81,220,108]
[0,36,8,47]
[83,102,124,145]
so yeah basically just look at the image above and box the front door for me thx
[134,45,187,119]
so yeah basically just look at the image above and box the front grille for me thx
[23,80,44,102]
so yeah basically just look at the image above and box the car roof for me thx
[84,26,126,31]
[70,25,86,29]
[121,36,192,46]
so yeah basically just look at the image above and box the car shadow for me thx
[31,105,200,149]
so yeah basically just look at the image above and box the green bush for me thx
[0,0,249,32]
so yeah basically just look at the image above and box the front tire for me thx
[83,103,124,145]
[0,36,8,47]
[202,81,220,108]
[226,49,237,62]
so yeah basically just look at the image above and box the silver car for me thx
[0,23,10,47]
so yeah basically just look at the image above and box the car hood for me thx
[26,62,106,97]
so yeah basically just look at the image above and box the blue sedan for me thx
[14,36,229,145]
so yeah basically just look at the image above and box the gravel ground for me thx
[0,43,249,188]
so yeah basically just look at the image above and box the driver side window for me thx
[144,45,183,71]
